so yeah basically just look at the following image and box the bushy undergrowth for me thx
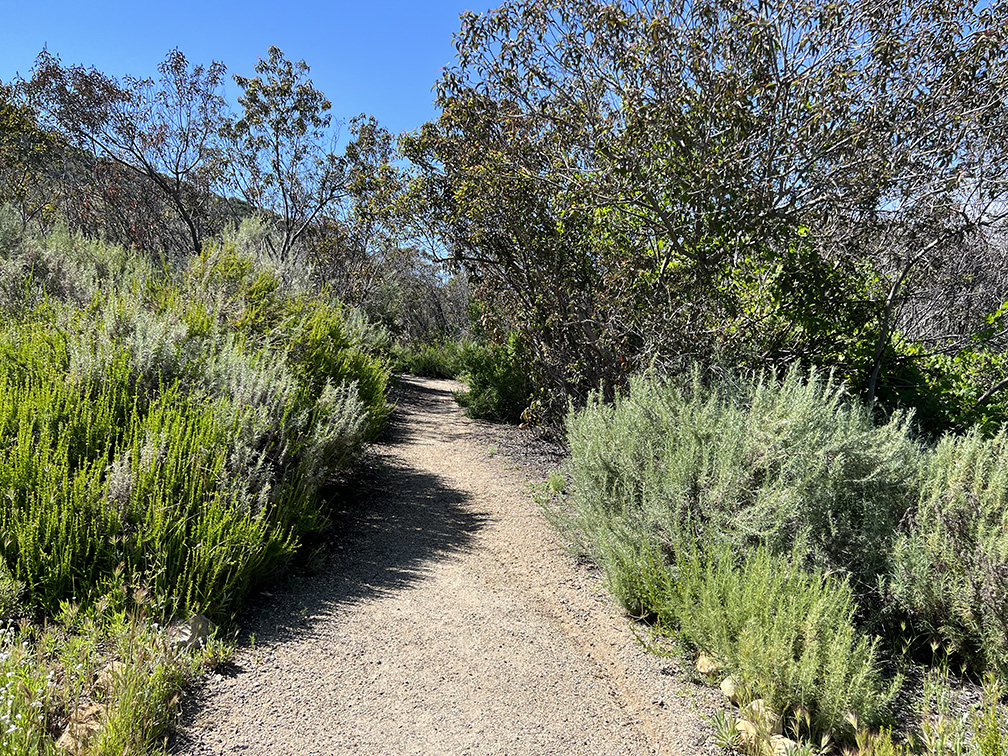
[566,367,920,598]
[0,628,53,754]
[679,547,897,734]
[391,333,534,424]
[587,534,898,734]
[560,365,1008,741]
[454,333,533,423]
[558,367,909,738]
[0,587,222,756]
[0,218,390,751]
[0,220,389,623]
[891,431,1008,677]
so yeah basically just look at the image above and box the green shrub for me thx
[0,562,23,623]
[0,590,221,756]
[91,610,213,752]
[565,366,920,597]
[0,205,391,756]
[0,205,20,253]
[558,366,917,739]
[560,520,897,737]
[0,361,289,619]
[972,675,1007,756]
[890,430,1008,675]
[0,226,390,623]
[391,340,466,379]
[672,547,897,735]
[455,333,533,423]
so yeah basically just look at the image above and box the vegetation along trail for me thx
[174,376,718,755]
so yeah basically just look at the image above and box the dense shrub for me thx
[559,363,1008,738]
[554,503,896,737]
[454,333,533,423]
[557,367,925,739]
[675,547,896,734]
[390,336,535,424]
[891,431,1008,676]
[0,223,390,622]
[565,367,920,597]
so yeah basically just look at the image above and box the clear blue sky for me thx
[0,0,495,137]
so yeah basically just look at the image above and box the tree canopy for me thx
[222,46,346,259]
[27,48,228,256]
[406,0,1008,426]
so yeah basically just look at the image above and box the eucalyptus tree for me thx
[222,47,345,260]
[409,0,1008,418]
[27,49,228,256]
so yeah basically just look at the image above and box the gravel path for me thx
[173,377,719,755]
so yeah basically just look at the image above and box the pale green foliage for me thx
[892,431,1008,675]
[594,539,897,737]
[676,547,897,734]
[230,215,274,260]
[0,563,23,624]
[66,293,193,392]
[862,666,1008,756]
[343,306,392,354]
[907,663,973,756]
[0,590,224,756]
[391,340,466,379]
[0,205,20,253]
[0,221,153,312]
[561,364,1008,743]
[0,221,389,754]
[547,472,566,495]
[299,380,366,492]
[709,708,742,750]
[0,225,389,621]
[566,366,920,593]
[560,367,920,739]
[89,616,213,753]
[852,727,913,756]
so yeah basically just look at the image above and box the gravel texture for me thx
[173,376,720,755]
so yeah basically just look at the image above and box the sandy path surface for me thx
[173,377,717,756]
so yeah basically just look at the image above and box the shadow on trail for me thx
[381,375,470,446]
[172,378,487,751]
[265,462,485,644]
[242,379,487,646]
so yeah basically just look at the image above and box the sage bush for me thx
[0,221,390,621]
[560,367,921,738]
[891,430,1008,676]
[566,367,920,595]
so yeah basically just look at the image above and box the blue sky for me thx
[0,0,495,137]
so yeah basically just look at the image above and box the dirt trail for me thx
[174,377,717,756]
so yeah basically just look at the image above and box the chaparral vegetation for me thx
[1,0,1007,751]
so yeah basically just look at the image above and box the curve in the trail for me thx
[173,377,718,756]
